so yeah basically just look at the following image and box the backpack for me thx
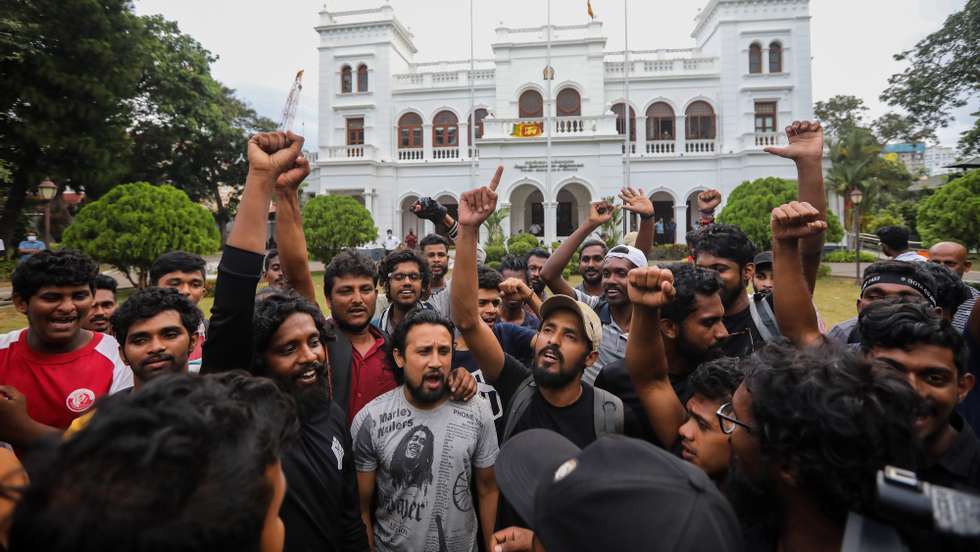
[748,291,781,344]
[501,376,624,443]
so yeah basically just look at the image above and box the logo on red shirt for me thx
[66,388,96,413]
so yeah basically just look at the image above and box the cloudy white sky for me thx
[134,0,975,148]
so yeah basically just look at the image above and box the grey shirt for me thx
[573,289,628,385]
[352,388,498,552]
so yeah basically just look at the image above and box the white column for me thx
[500,202,512,240]
[676,115,686,155]
[673,204,687,244]
[459,121,470,159]
[423,123,433,160]
[424,220,436,237]
[635,115,647,155]
[543,200,558,245]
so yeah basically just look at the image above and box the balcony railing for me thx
[685,139,716,154]
[482,115,618,139]
[754,132,779,147]
[604,57,719,77]
[432,146,460,160]
[646,140,675,155]
[398,148,424,161]
[326,144,376,160]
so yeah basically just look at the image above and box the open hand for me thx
[770,201,827,241]
[697,189,722,212]
[493,527,535,552]
[587,200,619,226]
[765,120,824,163]
[627,266,676,309]
[248,131,309,189]
[458,166,503,227]
[618,187,654,218]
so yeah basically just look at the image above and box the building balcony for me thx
[392,65,496,92]
[684,139,716,154]
[482,115,618,140]
[325,144,377,161]
[645,140,675,156]
[603,56,719,79]
[742,132,785,150]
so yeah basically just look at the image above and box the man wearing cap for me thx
[451,170,623,448]
[492,429,743,552]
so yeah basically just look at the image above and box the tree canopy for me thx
[302,195,377,263]
[881,0,980,156]
[916,170,980,251]
[62,183,220,286]
[813,95,869,138]
[718,177,844,251]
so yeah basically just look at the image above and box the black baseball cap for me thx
[754,251,773,268]
[496,429,744,551]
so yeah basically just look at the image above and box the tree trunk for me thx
[0,173,30,250]
[211,186,229,245]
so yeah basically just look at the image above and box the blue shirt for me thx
[17,239,45,261]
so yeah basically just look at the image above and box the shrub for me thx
[507,232,541,258]
[823,250,877,263]
[484,244,507,263]
[916,169,980,250]
[302,195,377,263]
[648,244,690,261]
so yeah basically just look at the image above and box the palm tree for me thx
[482,207,510,246]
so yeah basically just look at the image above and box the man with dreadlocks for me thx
[203,131,368,551]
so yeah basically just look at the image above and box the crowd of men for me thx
[0,121,977,552]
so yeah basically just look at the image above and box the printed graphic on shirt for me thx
[65,388,96,413]
[352,389,498,552]
[471,369,503,421]
[331,435,344,471]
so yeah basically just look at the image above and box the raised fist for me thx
[499,277,531,301]
[457,166,503,227]
[697,189,722,213]
[618,187,654,218]
[770,201,827,242]
[627,266,676,310]
[765,120,824,163]
[248,131,309,189]
[587,200,619,226]
[411,197,448,222]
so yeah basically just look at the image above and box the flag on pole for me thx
[587,0,595,19]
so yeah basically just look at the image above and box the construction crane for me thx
[278,69,304,132]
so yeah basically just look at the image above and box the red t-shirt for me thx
[346,327,396,426]
[0,329,134,430]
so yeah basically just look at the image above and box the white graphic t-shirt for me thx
[352,387,498,552]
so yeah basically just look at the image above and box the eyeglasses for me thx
[389,272,422,282]
[716,402,755,435]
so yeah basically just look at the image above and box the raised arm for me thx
[204,132,307,374]
[451,167,507,383]
[274,172,316,303]
[619,187,655,255]
[539,200,618,297]
[766,121,827,293]
[771,201,827,348]
[695,189,722,227]
[625,266,687,448]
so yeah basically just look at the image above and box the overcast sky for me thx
[134,0,976,149]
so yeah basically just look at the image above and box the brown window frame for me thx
[340,65,352,94]
[685,101,716,140]
[646,102,675,141]
[432,111,459,147]
[468,108,489,145]
[768,42,782,73]
[346,117,364,145]
[613,103,636,141]
[519,90,544,118]
[556,88,581,117]
[398,113,423,149]
[357,64,369,92]
[749,43,762,74]
[754,101,777,133]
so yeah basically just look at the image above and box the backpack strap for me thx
[501,376,537,443]
[748,293,781,344]
[592,386,624,437]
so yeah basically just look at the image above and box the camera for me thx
[876,466,980,539]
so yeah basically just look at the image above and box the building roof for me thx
[882,142,926,154]
[908,175,948,192]
[945,155,980,169]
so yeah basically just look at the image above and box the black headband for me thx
[860,272,937,307]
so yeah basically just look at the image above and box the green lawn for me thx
[0,273,861,334]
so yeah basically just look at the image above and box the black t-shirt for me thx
[280,399,368,552]
[453,351,530,442]
[919,413,980,492]
[510,380,597,449]
[722,294,772,358]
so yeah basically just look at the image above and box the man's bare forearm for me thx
[626,306,686,447]
[796,159,826,292]
[274,190,317,302]
[772,238,823,347]
[541,221,596,296]
[228,171,275,254]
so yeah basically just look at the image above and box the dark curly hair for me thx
[386,309,455,385]
[111,287,202,347]
[742,341,920,523]
[11,249,98,300]
[93,274,118,295]
[9,371,298,552]
[690,224,758,268]
[149,251,206,285]
[477,264,503,291]
[499,255,529,281]
[917,262,973,318]
[688,357,743,403]
[419,233,450,251]
[378,249,431,297]
[323,248,378,297]
[859,297,967,375]
[661,263,723,324]
[875,225,910,252]
[251,293,335,393]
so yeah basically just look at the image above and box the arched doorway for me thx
[649,191,676,245]
[509,183,544,237]
[556,182,592,237]
[400,195,424,243]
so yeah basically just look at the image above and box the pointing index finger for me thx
[488,166,503,192]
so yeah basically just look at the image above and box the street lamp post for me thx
[850,188,864,283]
[38,178,58,245]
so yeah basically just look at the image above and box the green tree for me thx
[863,210,905,233]
[0,0,145,246]
[718,177,844,251]
[124,16,276,237]
[813,95,869,137]
[62,183,220,287]
[916,170,980,250]
[506,232,541,258]
[872,112,936,145]
[881,0,980,156]
[302,195,377,262]
[482,207,510,246]
[825,127,914,214]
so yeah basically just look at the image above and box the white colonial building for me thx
[312,0,816,245]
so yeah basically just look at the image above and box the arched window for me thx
[768,42,782,73]
[612,103,636,141]
[646,102,675,141]
[340,65,352,93]
[468,108,488,145]
[685,101,716,140]
[433,111,459,147]
[398,113,423,149]
[519,90,544,118]
[357,64,369,92]
[749,43,762,74]
[556,88,581,117]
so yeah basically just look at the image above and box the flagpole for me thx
[469,0,476,187]
[545,0,553,244]
[622,0,631,236]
